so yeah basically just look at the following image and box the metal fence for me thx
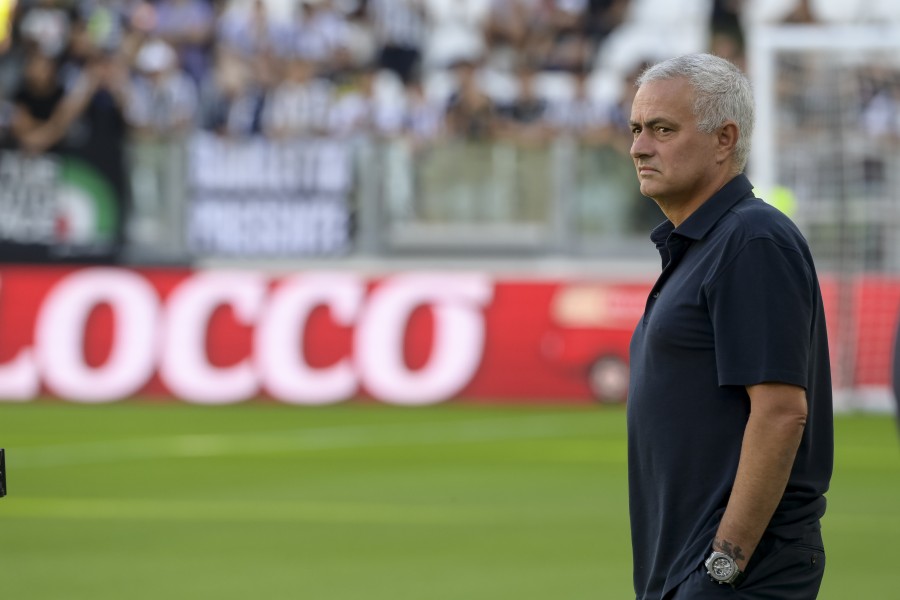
[121,134,661,263]
[374,138,656,254]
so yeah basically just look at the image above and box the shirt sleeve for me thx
[126,81,149,127]
[707,237,814,389]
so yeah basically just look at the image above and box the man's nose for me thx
[631,131,651,159]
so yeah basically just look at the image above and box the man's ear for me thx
[716,121,739,164]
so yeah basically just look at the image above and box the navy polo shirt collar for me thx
[673,173,755,241]
[648,174,754,268]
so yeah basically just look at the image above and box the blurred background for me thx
[0,0,899,598]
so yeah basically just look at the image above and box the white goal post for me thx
[749,25,900,413]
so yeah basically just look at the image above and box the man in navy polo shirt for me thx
[626,54,833,599]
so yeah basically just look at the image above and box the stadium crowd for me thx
[0,0,757,155]
[11,0,900,153]
[4,0,863,260]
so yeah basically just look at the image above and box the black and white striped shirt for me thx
[546,95,614,132]
[128,72,199,131]
[263,79,335,136]
[367,0,428,49]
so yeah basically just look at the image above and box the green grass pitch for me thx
[0,402,896,599]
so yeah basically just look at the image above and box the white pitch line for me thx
[1,496,502,525]
[9,413,602,469]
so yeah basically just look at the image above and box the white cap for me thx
[136,40,176,73]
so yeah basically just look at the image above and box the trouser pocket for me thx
[738,529,826,599]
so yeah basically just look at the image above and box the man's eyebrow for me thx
[629,118,675,129]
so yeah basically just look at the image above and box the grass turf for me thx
[0,401,896,599]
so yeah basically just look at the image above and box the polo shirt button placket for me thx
[643,290,661,322]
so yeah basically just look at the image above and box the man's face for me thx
[629,77,721,208]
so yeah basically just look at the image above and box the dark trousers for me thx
[666,529,825,599]
[378,45,420,84]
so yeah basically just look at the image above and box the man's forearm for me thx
[713,383,808,571]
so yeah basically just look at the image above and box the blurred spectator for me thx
[380,72,445,221]
[289,0,353,74]
[781,0,818,24]
[201,49,276,137]
[514,0,559,63]
[528,0,593,72]
[424,58,503,222]
[17,0,74,59]
[445,59,496,141]
[774,52,819,131]
[546,67,614,144]
[10,49,67,152]
[327,66,404,138]
[496,65,551,146]
[584,0,629,42]
[59,14,96,87]
[122,0,159,60]
[72,49,130,150]
[367,0,427,84]
[200,51,245,135]
[77,0,131,55]
[709,0,745,71]
[540,33,593,73]
[239,50,279,134]
[709,27,744,72]
[551,63,639,235]
[857,64,900,195]
[65,47,132,251]
[484,0,528,70]
[859,65,900,140]
[126,39,196,254]
[545,0,584,30]
[59,8,134,88]
[710,0,742,35]
[484,0,618,72]
[127,39,197,137]
[148,0,216,84]
[328,69,373,138]
[400,74,445,146]
[495,64,554,221]
[424,0,489,69]
[262,56,333,138]
[218,0,291,61]
[9,41,130,251]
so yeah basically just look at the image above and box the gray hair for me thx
[636,53,754,172]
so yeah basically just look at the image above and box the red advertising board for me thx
[0,266,896,406]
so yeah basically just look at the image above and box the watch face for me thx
[711,556,736,580]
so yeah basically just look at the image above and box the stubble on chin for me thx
[638,179,657,199]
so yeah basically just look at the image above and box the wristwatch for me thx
[705,551,745,586]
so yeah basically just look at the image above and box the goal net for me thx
[750,25,900,413]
